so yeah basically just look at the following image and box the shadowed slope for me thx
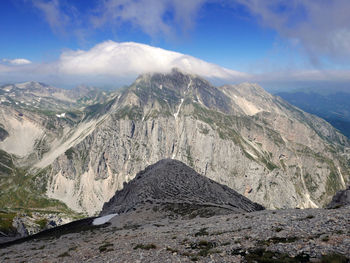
[101,159,264,216]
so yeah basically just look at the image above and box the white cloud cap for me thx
[58,41,247,80]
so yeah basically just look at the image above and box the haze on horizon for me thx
[1,0,350,92]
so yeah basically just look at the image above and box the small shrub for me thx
[321,253,348,263]
[133,243,157,250]
[194,228,209,237]
[99,243,113,252]
[34,218,48,230]
[166,247,178,253]
[57,251,70,258]
[321,235,330,242]
[274,227,283,232]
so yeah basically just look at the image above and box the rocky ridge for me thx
[327,185,350,209]
[101,159,264,216]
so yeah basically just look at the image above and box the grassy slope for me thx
[0,150,81,233]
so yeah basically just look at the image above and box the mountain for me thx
[101,159,264,216]
[0,69,349,218]
[0,82,115,237]
[1,161,348,262]
[276,91,350,138]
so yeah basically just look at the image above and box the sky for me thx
[0,0,350,91]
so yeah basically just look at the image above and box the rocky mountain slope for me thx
[327,185,350,209]
[0,82,115,238]
[45,69,350,215]
[0,69,349,218]
[101,159,264,216]
[0,160,348,262]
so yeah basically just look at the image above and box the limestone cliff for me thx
[39,69,350,215]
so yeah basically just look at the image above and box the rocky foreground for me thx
[0,206,349,262]
[1,159,349,262]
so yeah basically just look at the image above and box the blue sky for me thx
[1,0,350,91]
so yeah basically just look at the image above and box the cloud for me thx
[0,41,350,90]
[31,0,71,35]
[0,41,247,86]
[26,0,350,66]
[57,41,246,81]
[28,0,210,40]
[91,0,208,37]
[236,0,350,64]
[2,58,32,65]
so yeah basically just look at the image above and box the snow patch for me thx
[3,86,12,92]
[56,113,66,118]
[93,213,118,225]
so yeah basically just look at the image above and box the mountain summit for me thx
[101,159,264,216]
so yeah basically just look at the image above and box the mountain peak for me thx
[100,159,264,216]
[122,68,233,115]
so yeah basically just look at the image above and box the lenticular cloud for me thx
[57,41,247,80]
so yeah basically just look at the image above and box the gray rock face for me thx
[42,70,350,215]
[12,217,28,237]
[1,70,349,216]
[327,186,350,208]
[101,159,264,216]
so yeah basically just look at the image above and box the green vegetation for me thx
[320,253,349,263]
[0,212,16,234]
[99,243,113,252]
[261,156,278,171]
[280,159,286,171]
[84,98,115,119]
[304,173,319,193]
[191,103,282,170]
[189,240,220,258]
[198,125,210,135]
[0,161,81,226]
[166,247,178,253]
[296,144,344,198]
[35,218,48,229]
[257,236,299,246]
[239,248,311,263]
[113,106,143,120]
[192,103,241,145]
[194,227,209,237]
[133,243,157,250]
[326,171,342,196]
[186,146,194,167]
[57,251,71,258]
[0,149,15,175]
[65,148,75,160]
